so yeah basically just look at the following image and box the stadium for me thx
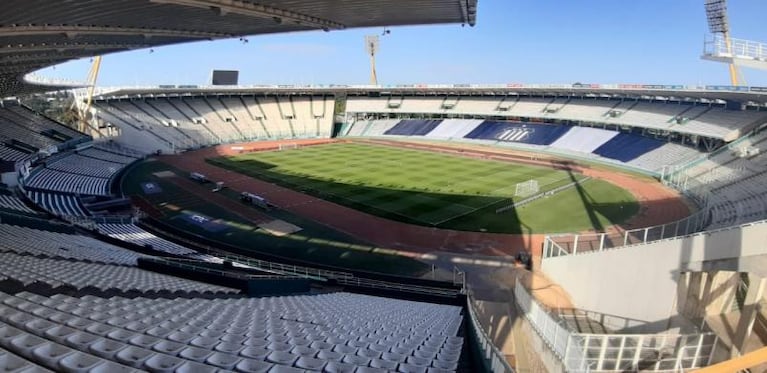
[0,0,766,372]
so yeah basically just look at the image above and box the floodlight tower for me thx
[703,0,741,85]
[365,35,379,85]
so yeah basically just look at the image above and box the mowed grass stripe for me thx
[210,142,639,233]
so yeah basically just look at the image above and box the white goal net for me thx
[514,179,540,197]
[278,143,299,151]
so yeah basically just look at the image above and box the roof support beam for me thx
[0,43,149,54]
[149,0,345,30]
[0,25,231,40]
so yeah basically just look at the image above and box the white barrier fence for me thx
[514,282,718,372]
[543,209,710,258]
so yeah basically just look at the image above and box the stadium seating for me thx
[0,144,33,163]
[25,169,111,196]
[423,119,484,140]
[95,96,334,153]
[46,154,123,179]
[96,224,211,259]
[23,145,137,200]
[464,121,569,145]
[0,290,462,372]
[384,120,442,136]
[0,223,140,266]
[345,96,767,141]
[0,253,236,293]
[0,193,37,215]
[592,133,666,162]
[363,119,402,137]
[625,142,702,171]
[29,191,88,217]
[548,127,619,153]
[78,147,138,165]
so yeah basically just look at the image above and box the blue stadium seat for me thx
[592,133,666,162]
[384,120,442,136]
[464,121,569,145]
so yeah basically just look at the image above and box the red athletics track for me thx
[159,138,690,260]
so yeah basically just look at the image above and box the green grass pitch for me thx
[209,142,639,234]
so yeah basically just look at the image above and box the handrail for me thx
[692,346,767,373]
[466,286,516,373]
[514,282,718,372]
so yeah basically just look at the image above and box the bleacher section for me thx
[0,290,462,372]
[95,96,334,153]
[592,133,666,162]
[464,121,569,145]
[23,145,138,199]
[384,120,442,136]
[25,169,110,196]
[47,154,123,179]
[343,118,707,172]
[0,104,88,158]
[423,119,483,140]
[0,223,140,266]
[346,96,767,141]
[97,224,208,258]
[0,194,37,215]
[0,253,236,293]
[29,191,87,217]
[667,130,767,229]
[547,127,619,153]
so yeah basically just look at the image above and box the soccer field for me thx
[209,142,639,233]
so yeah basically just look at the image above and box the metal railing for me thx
[514,282,719,372]
[543,209,710,258]
[140,223,463,297]
[704,34,767,62]
[466,288,516,373]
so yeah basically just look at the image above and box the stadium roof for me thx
[0,0,477,96]
[94,84,767,105]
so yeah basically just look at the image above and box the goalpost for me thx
[278,143,299,151]
[514,179,540,197]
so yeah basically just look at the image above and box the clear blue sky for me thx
[38,0,767,87]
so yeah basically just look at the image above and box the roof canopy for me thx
[0,0,477,95]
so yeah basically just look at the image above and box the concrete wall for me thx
[541,220,767,331]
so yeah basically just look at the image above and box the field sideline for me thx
[208,142,639,233]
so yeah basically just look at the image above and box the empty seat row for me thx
[0,252,236,294]
[25,168,110,196]
[0,291,462,372]
[0,223,140,265]
[47,154,124,179]
[0,194,37,214]
[29,191,87,217]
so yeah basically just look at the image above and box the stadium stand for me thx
[0,193,37,215]
[29,191,88,217]
[78,147,138,165]
[345,96,767,142]
[464,121,569,145]
[384,120,442,136]
[0,290,462,372]
[592,133,666,162]
[357,119,401,137]
[0,253,236,293]
[0,144,33,163]
[96,224,207,258]
[624,142,702,171]
[25,169,110,196]
[541,127,619,153]
[0,223,140,266]
[423,119,484,140]
[94,96,334,152]
[46,154,123,179]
